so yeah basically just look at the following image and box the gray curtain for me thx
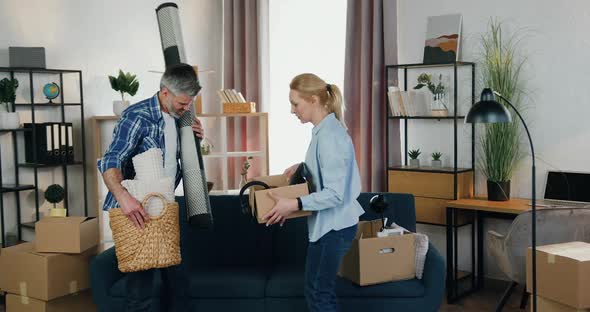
[344,0,398,192]
[224,0,263,187]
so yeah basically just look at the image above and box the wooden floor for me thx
[0,279,526,312]
[440,279,527,312]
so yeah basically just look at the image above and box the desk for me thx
[445,198,530,302]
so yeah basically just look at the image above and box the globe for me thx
[43,82,60,103]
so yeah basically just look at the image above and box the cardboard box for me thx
[532,295,590,312]
[0,242,96,301]
[527,242,590,309]
[248,174,312,224]
[223,102,256,113]
[35,217,99,254]
[6,290,96,312]
[339,219,416,286]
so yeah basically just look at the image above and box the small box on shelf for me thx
[222,102,256,114]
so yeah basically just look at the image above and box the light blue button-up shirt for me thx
[300,113,365,242]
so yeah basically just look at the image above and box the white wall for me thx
[0,0,222,242]
[398,0,590,279]
[268,0,347,174]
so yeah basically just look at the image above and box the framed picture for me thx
[423,14,462,64]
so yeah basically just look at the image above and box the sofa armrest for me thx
[420,242,446,311]
[90,247,124,304]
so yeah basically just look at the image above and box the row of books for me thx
[23,122,75,164]
[217,89,248,103]
[387,86,432,117]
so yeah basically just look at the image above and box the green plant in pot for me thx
[45,184,67,217]
[408,149,421,167]
[478,19,527,201]
[431,152,443,168]
[0,77,20,129]
[109,69,139,116]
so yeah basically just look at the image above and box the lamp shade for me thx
[465,88,512,124]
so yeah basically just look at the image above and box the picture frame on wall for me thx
[423,14,462,64]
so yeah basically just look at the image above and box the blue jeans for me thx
[304,224,357,312]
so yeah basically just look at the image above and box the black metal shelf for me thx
[14,103,82,107]
[388,115,465,120]
[388,166,473,174]
[20,222,35,229]
[0,128,31,133]
[0,67,81,74]
[385,61,476,304]
[18,161,83,169]
[386,61,475,70]
[0,184,36,193]
[0,66,88,248]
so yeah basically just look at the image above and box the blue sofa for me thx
[90,193,445,311]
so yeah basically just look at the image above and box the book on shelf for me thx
[387,87,431,117]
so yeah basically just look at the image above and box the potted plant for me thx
[414,73,448,116]
[45,184,66,217]
[408,149,421,167]
[0,77,20,129]
[431,152,443,168]
[478,19,527,201]
[109,69,139,116]
[240,156,253,188]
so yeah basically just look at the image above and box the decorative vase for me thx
[487,180,511,201]
[239,175,248,189]
[113,100,130,116]
[431,159,442,168]
[0,112,20,129]
[409,159,420,167]
[431,92,449,117]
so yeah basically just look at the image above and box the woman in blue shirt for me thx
[262,73,365,312]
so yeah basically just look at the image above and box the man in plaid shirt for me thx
[97,63,204,312]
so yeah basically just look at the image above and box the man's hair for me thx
[160,63,201,96]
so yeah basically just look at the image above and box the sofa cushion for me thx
[177,195,274,268]
[265,266,425,298]
[110,275,162,298]
[186,266,269,299]
[271,216,309,267]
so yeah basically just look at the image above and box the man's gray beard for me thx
[167,100,181,119]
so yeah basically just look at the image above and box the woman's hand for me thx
[261,192,299,226]
[283,163,301,180]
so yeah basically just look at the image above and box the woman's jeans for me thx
[304,224,357,312]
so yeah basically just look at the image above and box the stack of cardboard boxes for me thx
[0,217,99,311]
[526,242,590,312]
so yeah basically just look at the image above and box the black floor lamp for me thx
[465,88,537,312]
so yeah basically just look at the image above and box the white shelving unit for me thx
[197,112,269,194]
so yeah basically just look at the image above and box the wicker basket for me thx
[109,193,181,272]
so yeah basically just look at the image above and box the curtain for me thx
[344,0,398,192]
[223,0,263,188]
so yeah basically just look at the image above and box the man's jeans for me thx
[304,224,357,312]
[126,266,186,312]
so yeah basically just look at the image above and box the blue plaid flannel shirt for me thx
[97,93,181,211]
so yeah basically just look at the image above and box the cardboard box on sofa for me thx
[339,219,416,286]
[248,174,312,224]
[6,290,96,312]
[527,241,590,309]
[35,217,99,253]
[0,242,96,301]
